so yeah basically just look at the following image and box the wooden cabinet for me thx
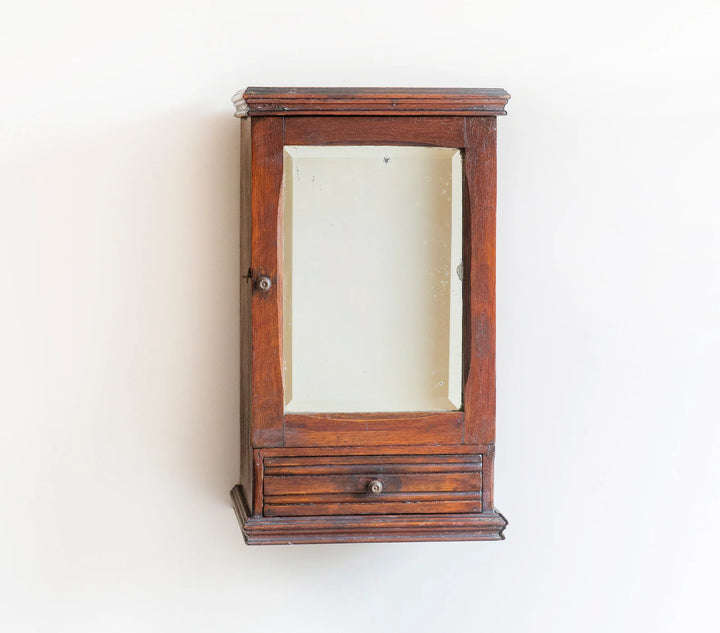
[230,87,510,544]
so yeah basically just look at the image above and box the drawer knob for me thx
[368,480,383,495]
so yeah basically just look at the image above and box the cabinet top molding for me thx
[233,87,511,118]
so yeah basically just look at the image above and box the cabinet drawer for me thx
[263,454,483,517]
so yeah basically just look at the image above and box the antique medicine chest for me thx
[230,87,510,544]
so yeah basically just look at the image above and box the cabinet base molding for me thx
[231,486,507,545]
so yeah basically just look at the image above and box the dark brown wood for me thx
[265,456,481,472]
[265,472,481,495]
[232,486,507,544]
[284,116,466,147]
[265,464,481,475]
[265,501,482,517]
[232,87,509,544]
[462,117,497,445]
[264,454,481,467]
[251,449,264,516]
[250,116,285,447]
[259,445,491,457]
[284,412,464,447]
[231,484,253,542]
[234,87,510,117]
[265,491,479,504]
[278,114,473,449]
[250,110,489,451]
[481,444,496,512]
[263,454,482,517]
[237,116,253,511]
[265,490,482,504]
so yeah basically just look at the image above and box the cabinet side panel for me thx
[482,444,496,512]
[239,116,254,508]
[463,117,497,445]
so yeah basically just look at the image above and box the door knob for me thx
[256,276,272,292]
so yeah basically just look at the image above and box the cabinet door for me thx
[249,116,496,448]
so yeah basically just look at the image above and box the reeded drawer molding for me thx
[263,454,483,517]
[232,486,507,545]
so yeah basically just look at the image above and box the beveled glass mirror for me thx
[282,145,463,413]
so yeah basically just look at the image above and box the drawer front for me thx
[263,454,482,517]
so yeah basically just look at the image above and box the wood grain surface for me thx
[233,89,509,543]
[234,87,510,117]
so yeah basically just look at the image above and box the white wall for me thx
[2,1,719,631]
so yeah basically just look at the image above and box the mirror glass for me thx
[282,145,462,412]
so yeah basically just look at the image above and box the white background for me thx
[1,1,719,631]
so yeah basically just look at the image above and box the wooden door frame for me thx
[249,115,497,449]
